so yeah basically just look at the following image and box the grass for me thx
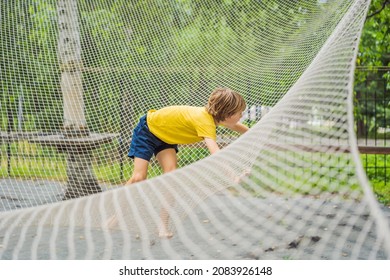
[370,179,390,206]
[362,154,390,205]
[1,143,389,206]
[242,149,363,202]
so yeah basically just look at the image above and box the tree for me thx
[355,0,390,138]
[357,0,389,70]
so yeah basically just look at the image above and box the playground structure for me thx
[1,0,390,259]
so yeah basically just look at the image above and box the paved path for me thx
[1,179,389,259]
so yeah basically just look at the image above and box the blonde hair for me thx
[205,88,246,122]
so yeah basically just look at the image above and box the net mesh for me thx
[1,0,390,259]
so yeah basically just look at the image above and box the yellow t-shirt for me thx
[147,106,216,144]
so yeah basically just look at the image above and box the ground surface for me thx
[1,179,390,260]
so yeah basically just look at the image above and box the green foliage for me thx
[178,147,209,166]
[361,154,390,205]
[362,154,390,181]
[354,0,389,137]
[1,0,387,133]
[370,179,390,206]
[357,0,389,69]
[1,0,345,132]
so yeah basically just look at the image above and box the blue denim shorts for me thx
[128,115,178,161]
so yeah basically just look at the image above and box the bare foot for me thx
[234,169,251,183]
[158,227,173,239]
[105,215,118,229]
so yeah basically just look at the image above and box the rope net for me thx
[1,0,390,259]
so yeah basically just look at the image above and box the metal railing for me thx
[355,67,390,183]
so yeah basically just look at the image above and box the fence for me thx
[355,67,390,184]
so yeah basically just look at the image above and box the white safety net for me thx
[1,0,390,259]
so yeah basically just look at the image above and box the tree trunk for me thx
[58,0,101,199]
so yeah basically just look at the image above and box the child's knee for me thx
[130,173,147,183]
[163,164,176,173]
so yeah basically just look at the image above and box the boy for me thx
[127,87,248,185]
[126,87,248,237]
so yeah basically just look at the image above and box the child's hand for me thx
[233,169,251,184]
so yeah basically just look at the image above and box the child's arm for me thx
[204,136,249,183]
[222,122,249,134]
[204,137,220,154]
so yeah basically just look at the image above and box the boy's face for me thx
[221,111,244,125]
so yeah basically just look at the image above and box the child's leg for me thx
[125,157,149,185]
[106,157,149,229]
[156,148,177,238]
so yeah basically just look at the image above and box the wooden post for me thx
[58,0,101,199]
